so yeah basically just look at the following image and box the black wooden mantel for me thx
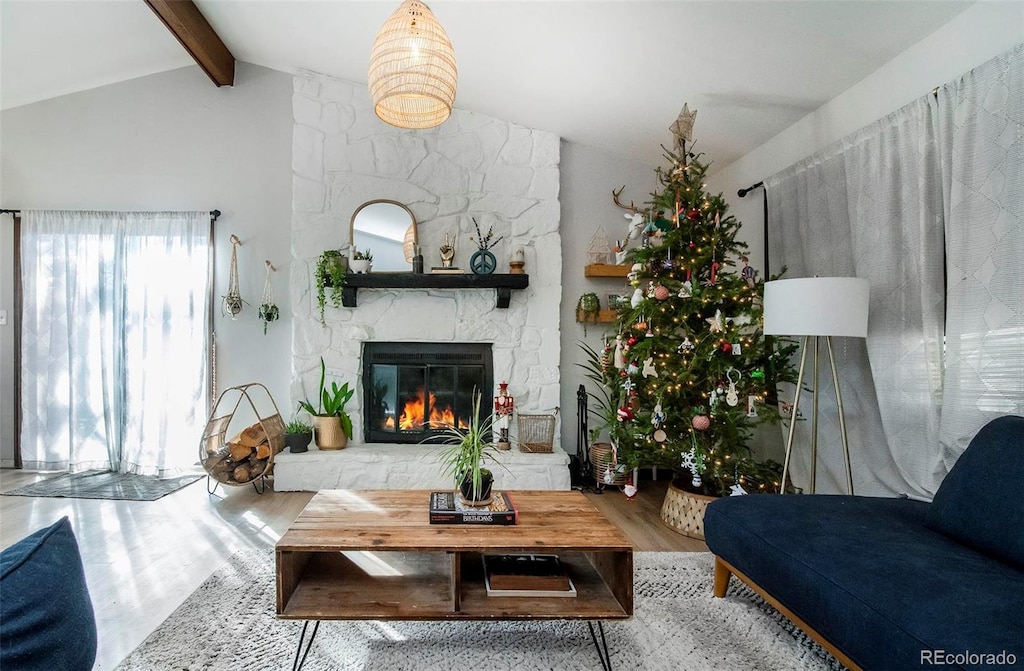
[338,273,529,308]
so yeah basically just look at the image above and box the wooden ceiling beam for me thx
[145,0,234,87]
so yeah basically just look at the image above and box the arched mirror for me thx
[350,200,417,272]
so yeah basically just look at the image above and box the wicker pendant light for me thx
[368,0,458,129]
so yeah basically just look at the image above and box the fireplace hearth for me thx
[362,343,493,444]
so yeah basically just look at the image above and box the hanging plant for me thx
[316,249,347,325]
[258,260,280,335]
[576,292,601,335]
[222,234,245,318]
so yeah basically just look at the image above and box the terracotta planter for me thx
[660,479,715,540]
[313,416,348,450]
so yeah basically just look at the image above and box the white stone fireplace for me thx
[274,71,568,491]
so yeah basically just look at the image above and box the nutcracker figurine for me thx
[493,382,514,450]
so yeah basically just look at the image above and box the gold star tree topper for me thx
[670,103,697,152]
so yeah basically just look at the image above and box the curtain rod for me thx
[737,181,764,198]
[2,209,221,222]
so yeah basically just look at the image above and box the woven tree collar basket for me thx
[660,480,716,540]
[517,413,556,453]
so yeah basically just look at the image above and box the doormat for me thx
[2,470,203,501]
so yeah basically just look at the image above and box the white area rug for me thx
[116,550,843,670]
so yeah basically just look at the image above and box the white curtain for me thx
[936,44,1024,470]
[765,45,1024,499]
[766,97,946,499]
[20,210,211,475]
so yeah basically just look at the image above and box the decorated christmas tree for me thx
[594,105,795,497]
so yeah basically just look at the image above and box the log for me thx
[229,442,255,461]
[237,424,268,448]
[232,464,252,483]
[255,443,272,460]
[204,451,233,482]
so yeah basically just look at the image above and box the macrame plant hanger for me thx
[223,234,244,319]
[258,261,280,335]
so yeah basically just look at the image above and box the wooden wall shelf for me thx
[584,264,630,278]
[576,309,618,324]
[335,273,529,309]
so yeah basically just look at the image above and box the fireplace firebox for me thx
[362,343,493,444]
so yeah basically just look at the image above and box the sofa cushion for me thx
[705,494,1024,671]
[926,415,1024,571]
[0,516,97,671]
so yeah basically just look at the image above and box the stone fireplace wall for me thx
[290,71,562,447]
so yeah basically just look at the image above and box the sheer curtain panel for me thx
[20,211,211,475]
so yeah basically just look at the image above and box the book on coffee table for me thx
[428,491,519,525]
[483,554,577,597]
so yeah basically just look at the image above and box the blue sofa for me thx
[705,415,1024,671]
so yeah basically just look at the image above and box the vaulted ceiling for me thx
[1,1,975,170]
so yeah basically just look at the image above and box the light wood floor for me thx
[0,468,704,669]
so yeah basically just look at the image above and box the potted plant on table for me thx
[315,249,347,325]
[349,248,373,274]
[298,357,354,450]
[438,391,505,506]
[283,419,314,453]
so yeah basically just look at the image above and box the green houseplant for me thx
[298,357,354,450]
[315,250,347,325]
[437,391,504,505]
[283,419,314,454]
[349,248,373,274]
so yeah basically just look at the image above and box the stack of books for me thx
[430,267,463,274]
[483,554,577,597]
[428,491,518,525]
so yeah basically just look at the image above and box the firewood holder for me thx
[200,382,286,495]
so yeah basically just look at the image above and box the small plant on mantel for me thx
[315,250,347,325]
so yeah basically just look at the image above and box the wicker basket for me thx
[660,480,716,540]
[517,413,556,453]
[199,383,286,486]
[589,442,628,486]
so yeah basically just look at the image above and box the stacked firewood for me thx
[204,423,273,484]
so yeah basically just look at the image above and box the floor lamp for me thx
[763,277,870,495]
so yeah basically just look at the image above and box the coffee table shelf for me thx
[276,490,633,622]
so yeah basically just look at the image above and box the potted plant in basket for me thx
[298,357,354,450]
[438,390,505,506]
[315,249,347,325]
[349,248,373,274]
[283,419,314,453]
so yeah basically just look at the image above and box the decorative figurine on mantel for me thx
[587,227,611,265]
[493,382,514,450]
[509,246,526,274]
[432,233,460,274]
[469,218,503,275]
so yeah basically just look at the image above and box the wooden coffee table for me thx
[276,490,633,670]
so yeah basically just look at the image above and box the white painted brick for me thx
[293,176,325,213]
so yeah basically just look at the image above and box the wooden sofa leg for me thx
[713,556,731,597]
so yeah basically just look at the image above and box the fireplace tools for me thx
[572,384,594,489]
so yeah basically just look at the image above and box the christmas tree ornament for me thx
[677,336,695,354]
[626,360,639,376]
[751,368,766,380]
[725,369,741,407]
[706,309,725,333]
[652,403,666,427]
[729,483,748,496]
[732,313,753,326]
[627,335,639,347]
[617,406,634,422]
[669,103,697,153]
[653,429,668,442]
[613,335,625,370]
[654,284,671,301]
[746,395,758,418]
[691,413,711,431]
[630,287,644,308]
[720,341,733,354]
[623,475,638,500]
[740,255,757,287]
[627,262,643,282]
[641,357,658,378]
[732,342,742,355]
[678,281,693,298]
[687,209,701,221]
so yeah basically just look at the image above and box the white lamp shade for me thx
[763,277,870,337]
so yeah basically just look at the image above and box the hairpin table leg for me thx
[292,620,320,671]
[587,621,612,671]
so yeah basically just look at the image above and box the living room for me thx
[1,2,1022,670]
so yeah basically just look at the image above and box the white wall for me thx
[710,2,1024,269]
[0,63,293,467]
[558,141,657,455]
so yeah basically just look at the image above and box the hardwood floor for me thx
[0,468,704,669]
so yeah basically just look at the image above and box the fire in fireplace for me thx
[362,342,493,443]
